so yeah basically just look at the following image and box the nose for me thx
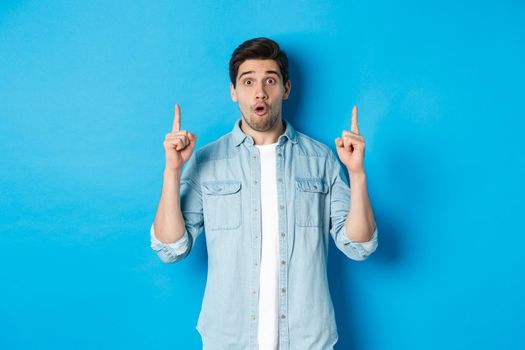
[255,82,268,101]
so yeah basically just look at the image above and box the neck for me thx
[241,117,285,145]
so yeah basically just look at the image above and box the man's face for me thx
[230,59,291,132]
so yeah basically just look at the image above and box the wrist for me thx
[349,170,366,183]
[164,167,182,178]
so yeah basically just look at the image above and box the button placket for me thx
[248,145,262,347]
[275,143,289,348]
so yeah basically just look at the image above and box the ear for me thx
[230,82,238,102]
[283,80,291,100]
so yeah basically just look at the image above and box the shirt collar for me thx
[231,117,298,147]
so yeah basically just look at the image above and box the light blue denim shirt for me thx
[150,117,378,350]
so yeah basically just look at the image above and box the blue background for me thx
[1,1,524,349]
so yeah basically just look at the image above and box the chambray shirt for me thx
[150,118,379,350]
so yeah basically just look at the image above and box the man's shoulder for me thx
[193,131,235,164]
[191,129,336,162]
[295,131,335,159]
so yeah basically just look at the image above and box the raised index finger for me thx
[351,105,360,134]
[172,104,181,132]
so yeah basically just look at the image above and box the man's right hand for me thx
[163,103,197,172]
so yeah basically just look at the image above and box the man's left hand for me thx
[335,105,366,175]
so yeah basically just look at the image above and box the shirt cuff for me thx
[150,223,190,258]
[339,225,378,259]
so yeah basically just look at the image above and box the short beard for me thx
[243,109,280,132]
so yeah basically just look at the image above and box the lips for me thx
[253,103,268,116]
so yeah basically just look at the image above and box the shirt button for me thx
[252,156,257,159]
[252,290,257,294]
[252,315,256,320]
[281,314,286,319]
[279,205,284,210]
[281,260,286,265]
[278,178,283,183]
[254,180,258,184]
[281,288,286,293]
[254,262,258,266]
[281,233,285,237]
[278,154,282,157]
[254,208,258,212]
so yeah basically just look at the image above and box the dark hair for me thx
[229,37,289,88]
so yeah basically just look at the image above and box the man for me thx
[150,37,378,350]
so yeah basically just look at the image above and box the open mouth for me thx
[254,103,268,116]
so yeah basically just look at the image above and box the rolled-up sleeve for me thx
[150,224,191,263]
[150,153,204,263]
[337,225,378,261]
[328,151,379,261]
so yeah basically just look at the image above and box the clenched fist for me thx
[164,103,197,172]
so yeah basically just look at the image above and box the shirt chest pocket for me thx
[295,178,328,227]
[201,180,242,231]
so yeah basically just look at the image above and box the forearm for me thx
[153,169,186,244]
[344,171,376,242]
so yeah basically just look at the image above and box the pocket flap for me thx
[202,180,242,195]
[295,178,328,193]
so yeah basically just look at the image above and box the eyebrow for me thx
[238,70,281,80]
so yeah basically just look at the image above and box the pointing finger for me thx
[172,104,181,132]
[351,105,360,134]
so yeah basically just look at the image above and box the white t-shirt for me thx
[255,142,280,350]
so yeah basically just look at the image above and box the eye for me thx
[266,78,276,85]
[243,79,253,86]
